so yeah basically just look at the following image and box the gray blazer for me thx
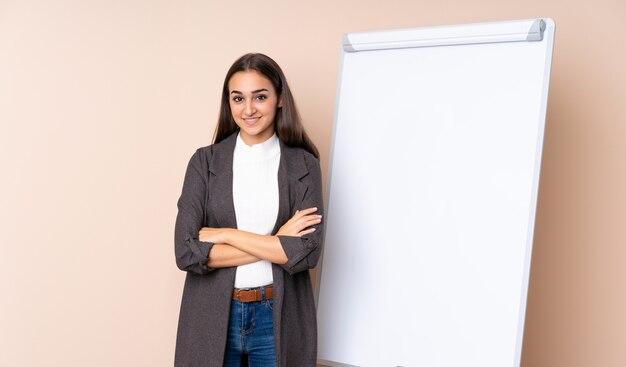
[174,132,324,367]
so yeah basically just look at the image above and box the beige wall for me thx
[1,0,624,366]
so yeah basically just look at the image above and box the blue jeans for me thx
[223,290,276,367]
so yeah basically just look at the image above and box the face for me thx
[228,70,282,146]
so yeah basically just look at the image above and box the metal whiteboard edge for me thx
[343,18,548,52]
[317,359,360,367]
[515,17,556,367]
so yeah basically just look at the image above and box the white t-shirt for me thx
[232,132,280,288]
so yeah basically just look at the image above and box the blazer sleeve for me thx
[277,154,325,276]
[174,148,215,275]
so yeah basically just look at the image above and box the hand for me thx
[276,207,322,237]
[199,227,228,243]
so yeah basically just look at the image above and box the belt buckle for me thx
[235,288,249,301]
[235,287,259,302]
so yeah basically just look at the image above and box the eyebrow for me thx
[230,88,269,95]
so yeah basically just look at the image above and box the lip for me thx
[243,117,261,126]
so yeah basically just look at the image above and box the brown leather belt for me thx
[232,285,273,303]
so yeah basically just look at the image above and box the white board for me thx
[316,19,555,367]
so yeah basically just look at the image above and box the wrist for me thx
[222,228,234,244]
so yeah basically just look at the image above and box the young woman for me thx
[174,53,324,367]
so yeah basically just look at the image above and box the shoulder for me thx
[193,144,212,156]
[189,132,238,165]
[281,141,319,162]
[282,144,321,180]
[284,143,319,161]
[193,144,213,161]
[185,145,212,172]
[301,149,321,172]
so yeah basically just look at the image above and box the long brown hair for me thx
[212,53,319,159]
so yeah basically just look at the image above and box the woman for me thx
[174,53,324,367]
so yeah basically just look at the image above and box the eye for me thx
[232,96,243,103]
[255,94,267,101]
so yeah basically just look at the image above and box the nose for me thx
[244,99,256,116]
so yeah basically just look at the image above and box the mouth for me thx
[243,117,261,126]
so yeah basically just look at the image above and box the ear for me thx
[278,94,283,108]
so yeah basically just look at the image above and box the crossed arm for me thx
[199,207,322,268]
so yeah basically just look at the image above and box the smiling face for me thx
[228,70,282,146]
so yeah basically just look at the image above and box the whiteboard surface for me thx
[317,19,555,367]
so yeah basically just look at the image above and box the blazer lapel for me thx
[272,141,309,235]
[208,133,238,229]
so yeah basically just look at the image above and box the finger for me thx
[297,218,320,230]
[294,207,317,218]
[297,227,316,236]
[297,214,322,226]
[294,214,322,224]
